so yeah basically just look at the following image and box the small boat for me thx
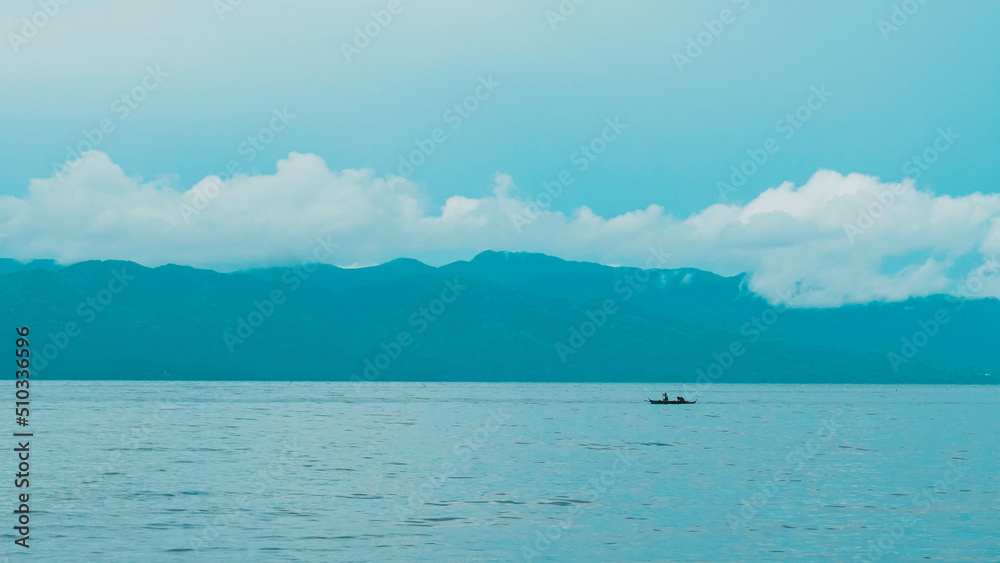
[647,398,696,405]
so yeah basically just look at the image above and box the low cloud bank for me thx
[2,151,998,307]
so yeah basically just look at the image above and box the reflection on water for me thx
[22,382,1000,561]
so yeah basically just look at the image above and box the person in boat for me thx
[676,396,685,403]
[662,393,670,401]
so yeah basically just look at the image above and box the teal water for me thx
[9,383,999,561]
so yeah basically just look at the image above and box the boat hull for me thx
[647,399,696,405]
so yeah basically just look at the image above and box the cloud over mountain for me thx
[1,150,998,307]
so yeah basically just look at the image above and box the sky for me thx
[1,0,1000,306]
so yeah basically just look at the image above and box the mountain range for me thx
[1,251,996,383]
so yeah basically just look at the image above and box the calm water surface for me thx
[11,382,1000,561]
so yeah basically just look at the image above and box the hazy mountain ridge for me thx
[2,251,996,383]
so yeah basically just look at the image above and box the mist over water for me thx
[20,382,1000,561]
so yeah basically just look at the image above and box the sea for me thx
[7,382,999,562]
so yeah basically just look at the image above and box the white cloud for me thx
[2,151,999,307]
